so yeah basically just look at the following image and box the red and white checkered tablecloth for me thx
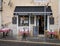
[0,28,10,32]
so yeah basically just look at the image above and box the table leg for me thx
[50,34,54,39]
[3,32,5,38]
[6,32,8,36]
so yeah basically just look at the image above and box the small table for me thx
[0,28,10,38]
[19,31,29,36]
[48,32,55,39]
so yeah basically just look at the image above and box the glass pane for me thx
[30,16,34,24]
[18,16,29,26]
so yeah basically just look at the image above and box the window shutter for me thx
[12,17,17,24]
[49,17,54,24]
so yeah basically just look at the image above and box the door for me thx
[39,16,44,34]
[36,15,47,35]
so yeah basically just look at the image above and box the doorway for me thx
[39,16,44,34]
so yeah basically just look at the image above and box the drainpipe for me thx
[44,6,46,32]
[17,15,18,38]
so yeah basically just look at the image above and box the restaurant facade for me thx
[1,0,60,39]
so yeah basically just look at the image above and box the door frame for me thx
[36,15,48,35]
[39,16,44,34]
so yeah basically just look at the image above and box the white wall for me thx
[58,0,60,29]
[59,0,60,14]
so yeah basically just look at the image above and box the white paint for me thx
[19,26,29,32]
[14,12,52,13]
[17,16,18,35]
[47,16,50,31]
[18,16,30,33]
[34,16,36,26]
[11,16,19,38]
[29,15,30,32]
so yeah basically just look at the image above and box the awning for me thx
[14,6,52,15]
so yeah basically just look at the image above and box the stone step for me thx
[26,37,60,43]
[26,37,46,42]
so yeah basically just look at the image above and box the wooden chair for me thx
[54,30,59,39]
[44,30,50,38]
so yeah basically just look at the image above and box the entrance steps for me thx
[38,35,45,37]
[26,36,60,43]
[26,36,46,42]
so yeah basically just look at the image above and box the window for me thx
[18,16,29,26]
[30,16,34,24]
[0,0,3,11]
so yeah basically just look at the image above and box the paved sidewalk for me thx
[0,36,60,44]
[0,39,60,46]
[26,37,60,43]
[0,40,60,46]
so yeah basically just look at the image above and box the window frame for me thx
[18,16,29,26]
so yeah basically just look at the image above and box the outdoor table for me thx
[0,28,10,38]
[19,31,29,36]
[48,32,55,39]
